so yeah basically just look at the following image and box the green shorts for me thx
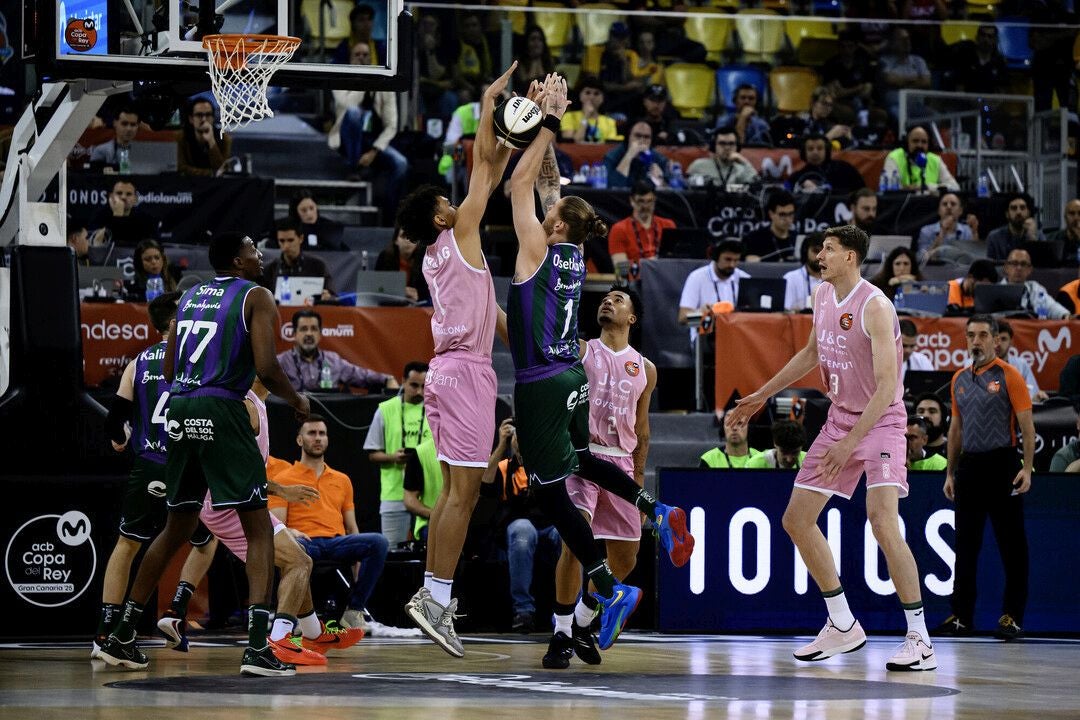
[165,395,267,512]
[514,364,590,485]
[120,457,214,545]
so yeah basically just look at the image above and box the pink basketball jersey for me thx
[813,279,903,414]
[422,228,498,357]
[245,388,269,463]
[582,338,648,455]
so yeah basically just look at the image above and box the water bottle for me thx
[879,169,889,193]
[319,362,334,390]
[145,276,163,302]
[361,250,369,272]
[598,163,608,189]
[575,163,590,185]
[669,162,686,190]
[889,170,900,191]
[118,146,130,174]
[894,285,905,311]
[1035,290,1049,320]
[280,276,292,304]
[977,174,990,199]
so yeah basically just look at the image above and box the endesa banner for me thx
[80,303,434,387]
[656,469,1080,634]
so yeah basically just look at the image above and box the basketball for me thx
[492,96,544,149]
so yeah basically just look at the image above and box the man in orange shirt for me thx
[947,259,998,310]
[270,415,389,630]
[607,180,676,280]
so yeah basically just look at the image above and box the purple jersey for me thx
[422,229,498,357]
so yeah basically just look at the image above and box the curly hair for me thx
[396,185,444,248]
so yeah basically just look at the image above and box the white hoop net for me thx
[203,35,301,134]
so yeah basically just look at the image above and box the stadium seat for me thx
[769,66,820,113]
[665,63,717,119]
[796,38,839,67]
[301,0,353,47]
[581,45,603,76]
[785,19,837,48]
[716,64,768,109]
[940,21,981,46]
[577,4,625,48]
[735,9,786,60]
[762,0,790,12]
[996,19,1033,69]
[498,0,530,36]
[965,0,1001,19]
[708,0,741,9]
[684,12,734,64]
[532,3,574,56]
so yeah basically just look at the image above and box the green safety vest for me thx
[909,454,948,471]
[886,147,942,188]
[377,396,432,502]
[745,450,808,469]
[700,447,763,469]
[412,437,443,537]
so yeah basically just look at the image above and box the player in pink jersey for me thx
[726,225,936,672]
[397,63,526,657]
[542,286,657,669]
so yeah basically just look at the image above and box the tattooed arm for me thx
[535,142,561,216]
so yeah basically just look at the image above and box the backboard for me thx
[32,0,411,90]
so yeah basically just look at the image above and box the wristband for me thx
[541,114,561,134]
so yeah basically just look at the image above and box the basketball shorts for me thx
[165,396,267,512]
[200,494,286,563]
[795,403,909,499]
[425,350,498,467]
[514,364,590,485]
[120,457,213,546]
[567,447,641,541]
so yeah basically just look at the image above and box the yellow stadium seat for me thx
[708,0,741,9]
[556,63,581,89]
[301,0,353,45]
[940,22,981,45]
[665,63,716,120]
[533,3,574,55]
[796,37,838,66]
[498,0,530,36]
[770,66,820,113]
[762,0,790,11]
[736,9,786,59]
[578,4,625,48]
[581,45,603,76]
[965,0,1000,19]
[684,12,734,63]
[784,19,837,48]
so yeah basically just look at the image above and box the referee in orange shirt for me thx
[937,314,1034,640]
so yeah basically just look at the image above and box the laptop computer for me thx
[900,280,950,316]
[737,278,787,312]
[974,283,1025,314]
[78,266,124,289]
[904,370,955,398]
[355,270,408,297]
[659,228,713,259]
[865,235,912,263]
[127,141,178,174]
[274,276,324,306]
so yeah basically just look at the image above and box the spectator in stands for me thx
[330,42,409,214]
[687,127,758,190]
[772,87,853,150]
[90,179,160,248]
[1062,355,1080,407]
[846,0,895,55]
[177,98,232,177]
[1000,248,1071,319]
[261,218,335,300]
[363,361,431,545]
[745,419,807,469]
[125,239,180,302]
[852,107,894,150]
[1048,199,1080,267]
[986,194,1046,261]
[822,30,876,114]
[870,246,922,302]
[403,436,441,542]
[481,417,560,633]
[915,392,949,459]
[1027,0,1078,112]
[334,4,386,64]
[993,320,1050,403]
[783,231,824,312]
[918,191,981,264]
[416,14,459,124]
[598,22,646,115]
[89,105,140,169]
[560,76,622,144]
[68,218,91,266]
[439,80,506,181]
[848,188,879,235]
[278,308,397,394]
[1050,413,1080,472]
[882,126,960,193]
[742,190,797,262]
[289,190,345,251]
[947,259,999,311]
[900,319,934,383]
[1057,265,1080,315]
[608,180,675,280]
[651,0,707,63]
[636,84,681,145]
[269,415,390,632]
[714,84,772,148]
[878,27,931,120]
[603,120,671,189]
[634,30,665,86]
[678,238,750,341]
[513,26,556,94]
[452,11,494,103]
[789,134,865,194]
[906,416,948,471]
[699,418,762,468]
[375,223,430,304]
[950,24,1008,95]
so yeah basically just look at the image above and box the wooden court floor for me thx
[2,633,1078,719]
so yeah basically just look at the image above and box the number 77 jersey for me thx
[172,277,260,401]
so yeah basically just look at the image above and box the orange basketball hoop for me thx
[202,34,301,133]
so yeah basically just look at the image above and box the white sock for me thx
[904,604,931,646]
[824,590,856,632]
[431,577,453,607]
[270,616,296,642]
[554,613,572,637]
[574,599,594,628]
[298,610,322,640]
[423,572,434,592]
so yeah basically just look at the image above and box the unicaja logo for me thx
[5,511,96,608]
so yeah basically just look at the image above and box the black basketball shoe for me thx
[541,632,574,669]
[571,620,602,665]
[98,636,149,670]
[240,645,297,677]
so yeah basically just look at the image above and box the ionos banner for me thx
[657,469,1080,634]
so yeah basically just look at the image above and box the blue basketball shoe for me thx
[593,583,642,651]
[653,502,695,567]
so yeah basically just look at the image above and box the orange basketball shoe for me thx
[301,620,364,654]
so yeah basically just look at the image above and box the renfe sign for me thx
[657,469,1080,634]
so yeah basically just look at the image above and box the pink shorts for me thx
[566,449,641,542]
[795,404,908,500]
[200,496,285,563]
[425,351,497,467]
